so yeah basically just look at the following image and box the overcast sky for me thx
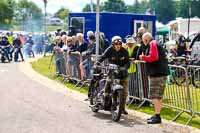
[28,0,134,14]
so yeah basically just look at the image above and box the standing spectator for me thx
[54,36,65,75]
[176,32,188,56]
[135,27,147,60]
[72,35,77,44]
[99,32,110,54]
[67,36,80,78]
[19,34,25,45]
[75,33,87,53]
[135,27,150,106]
[73,33,87,79]
[80,34,96,80]
[87,31,94,39]
[65,37,75,77]
[61,35,68,52]
[139,32,169,124]
[25,35,35,58]
[13,34,24,61]
[6,32,13,46]
[125,36,139,105]
[6,32,13,60]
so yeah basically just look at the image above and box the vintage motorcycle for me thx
[0,46,10,63]
[89,63,124,122]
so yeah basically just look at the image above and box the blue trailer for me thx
[68,12,156,41]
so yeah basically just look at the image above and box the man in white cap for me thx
[97,35,130,114]
[126,36,139,105]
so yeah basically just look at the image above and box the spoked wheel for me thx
[90,85,99,113]
[192,69,200,88]
[111,90,123,122]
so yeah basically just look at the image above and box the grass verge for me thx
[31,56,200,129]
[31,56,88,95]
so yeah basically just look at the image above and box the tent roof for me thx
[157,26,169,35]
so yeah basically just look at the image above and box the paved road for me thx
[0,62,190,133]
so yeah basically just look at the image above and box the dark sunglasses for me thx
[112,39,122,45]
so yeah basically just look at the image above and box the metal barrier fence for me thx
[187,65,200,119]
[54,52,200,125]
[128,62,200,125]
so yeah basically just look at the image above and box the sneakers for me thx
[147,115,161,124]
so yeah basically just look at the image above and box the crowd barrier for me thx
[53,52,200,125]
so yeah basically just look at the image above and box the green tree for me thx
[17,0,42,20]
[0,0,15,29]
[103,0,127,13]
[126,0,151,14]
[133,0,140,13]
[176,0,200,18]
[82,4,96,12]
[190,0,200,18]
[55,7,71,20]
[177,0,190,18]
[15,0,43,31]
[155,0,176,24]
[82,2,106,12]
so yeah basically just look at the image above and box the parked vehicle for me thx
[49,18,62,26]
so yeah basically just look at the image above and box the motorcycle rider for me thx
[0,35,11,62]
[25,34,35,58]
[13,34,24,61]
[97,36,130,114]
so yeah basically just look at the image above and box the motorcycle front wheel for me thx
[90,85,99,113]
[111,90,123,122]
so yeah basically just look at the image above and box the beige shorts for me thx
[149,76,167,99]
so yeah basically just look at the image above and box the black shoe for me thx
[147,116,161,124]
[147,114,157,120]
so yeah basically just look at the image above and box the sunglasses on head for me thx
[112,39,122,45]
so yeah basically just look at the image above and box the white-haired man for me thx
[139,32,169,124]
[75,33,87,53]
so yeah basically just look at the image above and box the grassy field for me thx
[31,56,88,94]
[31,56,200,129]
[46,25,67,32]
[163,85,200,112]
[12,25,67,32]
